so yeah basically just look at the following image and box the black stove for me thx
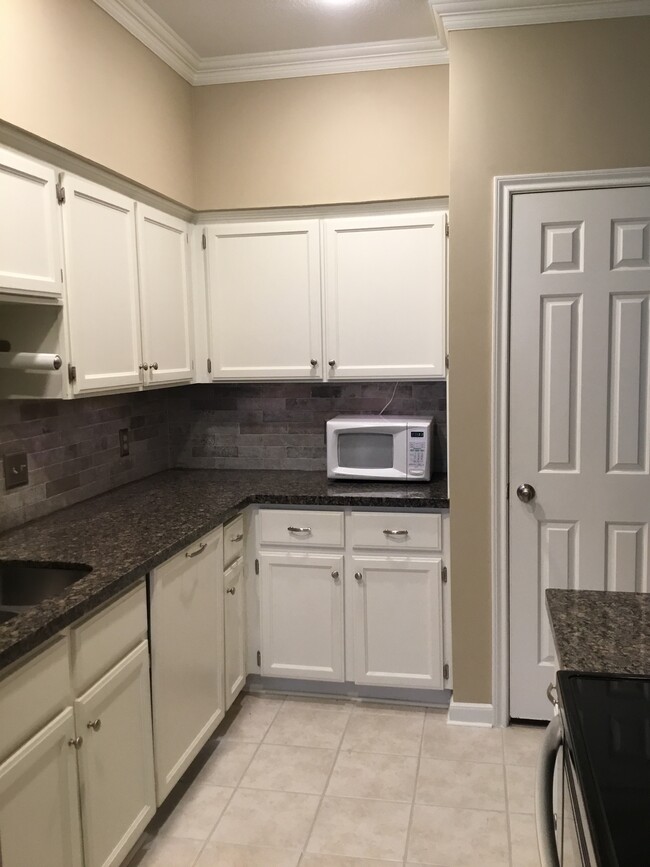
[557,671,650,866]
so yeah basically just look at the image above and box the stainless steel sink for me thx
[0,561,92,622]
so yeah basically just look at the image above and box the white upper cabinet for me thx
[323,212,446,379]
[0,146,64,301]
[136,205,193,385]
[205,220,322,380]
[63,176,142,394]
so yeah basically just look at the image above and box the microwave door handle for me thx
[535,714,563,867]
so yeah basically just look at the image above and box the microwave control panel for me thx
[407,428,428,477]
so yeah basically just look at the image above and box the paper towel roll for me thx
[0,352,63,371]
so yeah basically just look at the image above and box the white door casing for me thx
[224,557,246,709]
[323,212,446,379]
[205,220,322,379]
[509,185,650,720]
[0,146,64,300]
[63,176,142,393]
[260,551,345,681]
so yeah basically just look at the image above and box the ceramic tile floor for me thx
[128,693,546,867]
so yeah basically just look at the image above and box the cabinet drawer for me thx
[0,636,70,760]
[224,514,244,568]
[350,512,442,551]
[259,510,344,548]
[71,581,147,693]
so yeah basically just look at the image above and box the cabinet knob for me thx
[328,360,336,368]
[68,736,83,750]
[150,361,159,371]
[331,570,339,580]
[310,359,318,367]
[354,572,363,582]
[139,362,149,371]
[226,587,236,595]
[87,719,102,732]
[231,533,244,543]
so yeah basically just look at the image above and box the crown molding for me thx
[92,0,448,84]
[431,0,650,32]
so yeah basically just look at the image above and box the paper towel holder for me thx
[0,340,63,372]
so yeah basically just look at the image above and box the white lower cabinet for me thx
[149,527,225,804]
[74,641,155,867]
[0,708,83,867]
[260,551,345,682]
[351,556,444,689]
[224,557,246,709]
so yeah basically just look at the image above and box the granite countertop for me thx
[547,588,650,674]
[0,468,448,674]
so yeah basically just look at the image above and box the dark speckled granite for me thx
[0,469,448,673]
[547,588,650,674]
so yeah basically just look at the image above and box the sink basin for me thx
[0,561,92,611]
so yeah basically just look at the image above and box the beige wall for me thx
[192,66,449,209]
[0,0,194,205]
[448,18,650,704]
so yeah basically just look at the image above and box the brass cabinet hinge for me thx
[254,558,259,575]
[443,663,450,681]
[202,232,207,250]
[207,358,212,374]
[67,363,76,384]
[441,565,448,584]
[256,650,261,667]
[56,173,66,205]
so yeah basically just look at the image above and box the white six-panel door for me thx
[63,176,142,393]
[136,205,193,385]
[509,186,650,720]
[0,708,83,867]
[0,146,64,300]
[260,551,345,681]
[205,220,322,379]
[323,212,446,379]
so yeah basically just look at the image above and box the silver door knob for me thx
[87,719,101,732]
[68,736,83,750]
[354,571,363,582]
[150,361,159,370]
[516,483,536,503]
[331,570,339,580]
[310,359,318,367]
[226,587,236,595]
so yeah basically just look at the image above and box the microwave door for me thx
[329,425,408,480]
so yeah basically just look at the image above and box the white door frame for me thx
[491,166,650,726]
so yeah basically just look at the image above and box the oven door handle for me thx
[535,714,563,867]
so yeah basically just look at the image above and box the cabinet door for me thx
[63,176,142,393]
[351,556,443,689]
[74,641,155,867]
[323,212,446,379]
[0,708,83,867]
[224,557,246,709]
[149,528,225,803]
[0,146,64,299]
[260,551,344,681]
[136,204,193,385]
[206,220,322,379]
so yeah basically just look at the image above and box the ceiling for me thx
[92,0,650,84]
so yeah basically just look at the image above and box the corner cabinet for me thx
[0,146,65,302]
[323,212,447,379]
[205,220,322,380]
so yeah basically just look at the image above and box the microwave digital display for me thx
[411,431,424,437]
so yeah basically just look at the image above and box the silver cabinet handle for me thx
[185,542,207,558]
[68,736,83,750]
[535,714,562,867]
[383,529,409,536]
[331,570,339,580]
[546,683,558,708]
[328,360,336,368]
[355,571,363,582]
[150,361,159,371]
[87,719,101,732]
[139,362,148,371]
[226,587,236,595]
[287,526,311,533]
[310,359,318,367]
[231,533,244,543]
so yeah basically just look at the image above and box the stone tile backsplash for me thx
[1,381,447,532]
[168,381,447,473]
[0,392,170,532]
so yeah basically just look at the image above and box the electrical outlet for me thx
[4,452,28,489]
[118,428,130,457]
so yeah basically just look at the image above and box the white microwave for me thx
[326,415,433,481]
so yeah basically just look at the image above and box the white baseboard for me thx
[447,699,495,727]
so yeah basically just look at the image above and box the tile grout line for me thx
[187,693,287,867]
[402,707,427,866]
[298,696,355,865]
